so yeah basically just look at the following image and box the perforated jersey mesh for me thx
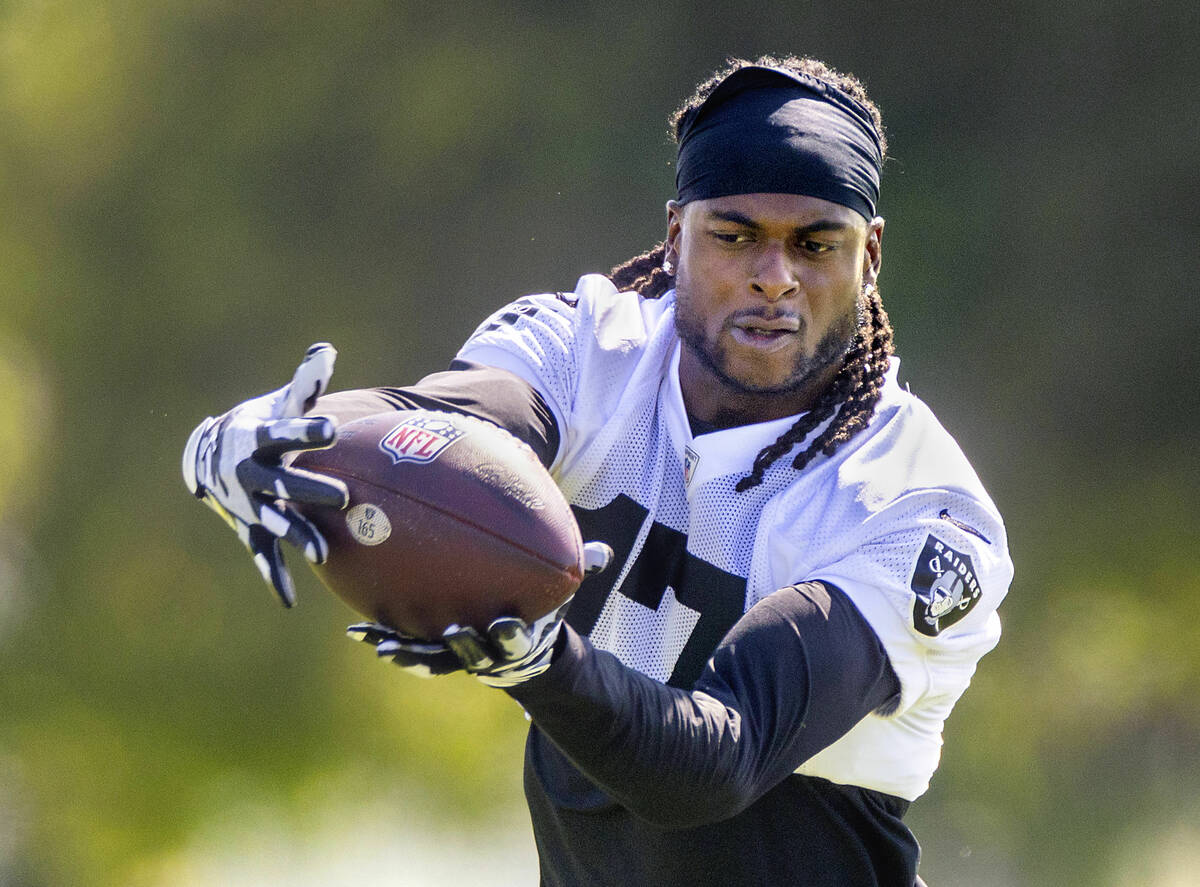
[463,294,580,430]
[458,275,1013,798]
[567,387,694,682]
[690,472,777,582]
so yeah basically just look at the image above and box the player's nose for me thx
[748,244,799,302]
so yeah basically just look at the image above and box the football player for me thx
[184,55,1013,886]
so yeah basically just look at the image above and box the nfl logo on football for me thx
[379,415,466,464]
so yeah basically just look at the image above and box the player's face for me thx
[666,192,883,426]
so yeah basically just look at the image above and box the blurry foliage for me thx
[1,1,1197,885]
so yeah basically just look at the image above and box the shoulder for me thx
[781,360,1005,547]
[819,360,1011,597]
[842,359,995,504]
[459,274,672,362]
[565,274,674,351]
[769,361,1012,708]
[456,275,679,466]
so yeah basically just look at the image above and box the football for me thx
[292,409,584,640]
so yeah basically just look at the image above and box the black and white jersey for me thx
[460,274,1012,801]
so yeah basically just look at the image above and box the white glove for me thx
[183,343,349,606]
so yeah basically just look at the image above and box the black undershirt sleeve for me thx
[309,366,902,830]
[309,359,560,467]
[509,580,901,829]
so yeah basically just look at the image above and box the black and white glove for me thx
[182,343,350,606]
[348,542,613,687]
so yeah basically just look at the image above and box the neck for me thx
[678,346,841,429]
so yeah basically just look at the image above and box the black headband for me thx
[674,65,883,220]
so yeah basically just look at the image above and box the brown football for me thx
[292,409,584,639]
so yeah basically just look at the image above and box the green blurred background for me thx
[1,1,1197,884]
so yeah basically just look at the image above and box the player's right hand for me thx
[347,541,614,686]
[182,343,350,607]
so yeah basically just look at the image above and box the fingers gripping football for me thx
[347,605,567,686]
[182,343,350,606]
[346,622,474,679]
[348,541,614,686]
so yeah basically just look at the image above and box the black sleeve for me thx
[508,581,901,829]
[310,360,560,467]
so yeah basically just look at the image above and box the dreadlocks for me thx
[608,55,895,491]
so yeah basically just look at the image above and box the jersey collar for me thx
[662,342,820,491]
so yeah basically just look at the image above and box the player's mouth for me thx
[728,315,801,351]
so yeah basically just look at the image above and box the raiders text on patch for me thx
[379,416,466,464]
[910,534,982,637]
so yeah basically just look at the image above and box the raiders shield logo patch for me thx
[379,415,466,464]
[910,535,982,637]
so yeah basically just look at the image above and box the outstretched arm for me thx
[185,353,562,604]
[312,359,560,466]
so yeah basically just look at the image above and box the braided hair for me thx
[608,55,895,491]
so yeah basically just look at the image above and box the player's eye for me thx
[799,239,835,254]
[712,231,752,244]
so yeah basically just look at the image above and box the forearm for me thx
[311,360,559,466]
[509,582,900,828]
[511,627,760,826]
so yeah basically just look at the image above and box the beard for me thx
[673,289,864,399]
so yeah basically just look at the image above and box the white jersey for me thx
[458,273,1013,801]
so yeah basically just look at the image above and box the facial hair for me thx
[674,289,863,398]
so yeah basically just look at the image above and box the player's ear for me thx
[664,200,685,270]
[863,216,884,285]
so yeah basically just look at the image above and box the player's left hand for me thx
[182,343,349,607]
[348,541,613,687]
